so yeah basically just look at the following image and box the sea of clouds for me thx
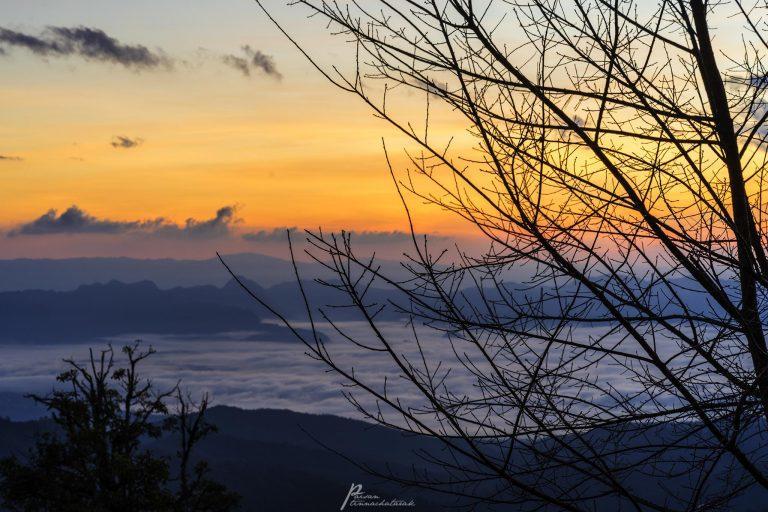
[0,321,666,422]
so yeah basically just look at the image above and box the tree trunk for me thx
[690,0,768,420]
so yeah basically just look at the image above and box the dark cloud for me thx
[404,75,449,98]
[0,155,22,161]
[0,28,60,55]
[0,26,172,70]
[242,228,447,243]
[111,136,143,149]
[8,205,238,238]
[221,54,249,76]
[8,206,165,236]
[157,206,238,239]
[222,45,281,79]
[242,227,298,242]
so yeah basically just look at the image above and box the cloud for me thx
[0,155,22,161]
[0,324,481,421]
[157,206,239,239]
[0,26,172,70]
[0,29,282,79]
[241,227,298,242]
[242,228,447,243]
[111,136,143,149]
[222,45,281,79]
[8,205,238,238]
[8,206,164,236]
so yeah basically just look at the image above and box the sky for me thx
[0,0,470,259]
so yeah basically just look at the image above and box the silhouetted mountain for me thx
[0,276,411,343]
[0,279,326,343]
[0,272,729,343]
[0,393,47,422]
[0,407,443,512]
[1,406,767,511]
[0,253,410,292]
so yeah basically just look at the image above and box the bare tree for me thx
[240,0,768,509]
[171,391,238,512]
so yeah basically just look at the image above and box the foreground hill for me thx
[1,406,768,511]
[0,406,443,512]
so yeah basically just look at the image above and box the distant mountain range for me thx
[0,253,411,291]
[0,277,405,343]
[0,267,728,343]
[0,279,295,343]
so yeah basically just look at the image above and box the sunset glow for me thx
[0,0,475,258]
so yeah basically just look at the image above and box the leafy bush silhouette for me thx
[0,343,239,512]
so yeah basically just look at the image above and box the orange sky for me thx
[0,0,474,258]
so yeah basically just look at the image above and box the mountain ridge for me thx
[0,252,410,292]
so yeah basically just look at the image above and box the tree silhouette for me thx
[244,0,768,509]
[0,343,239,512]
